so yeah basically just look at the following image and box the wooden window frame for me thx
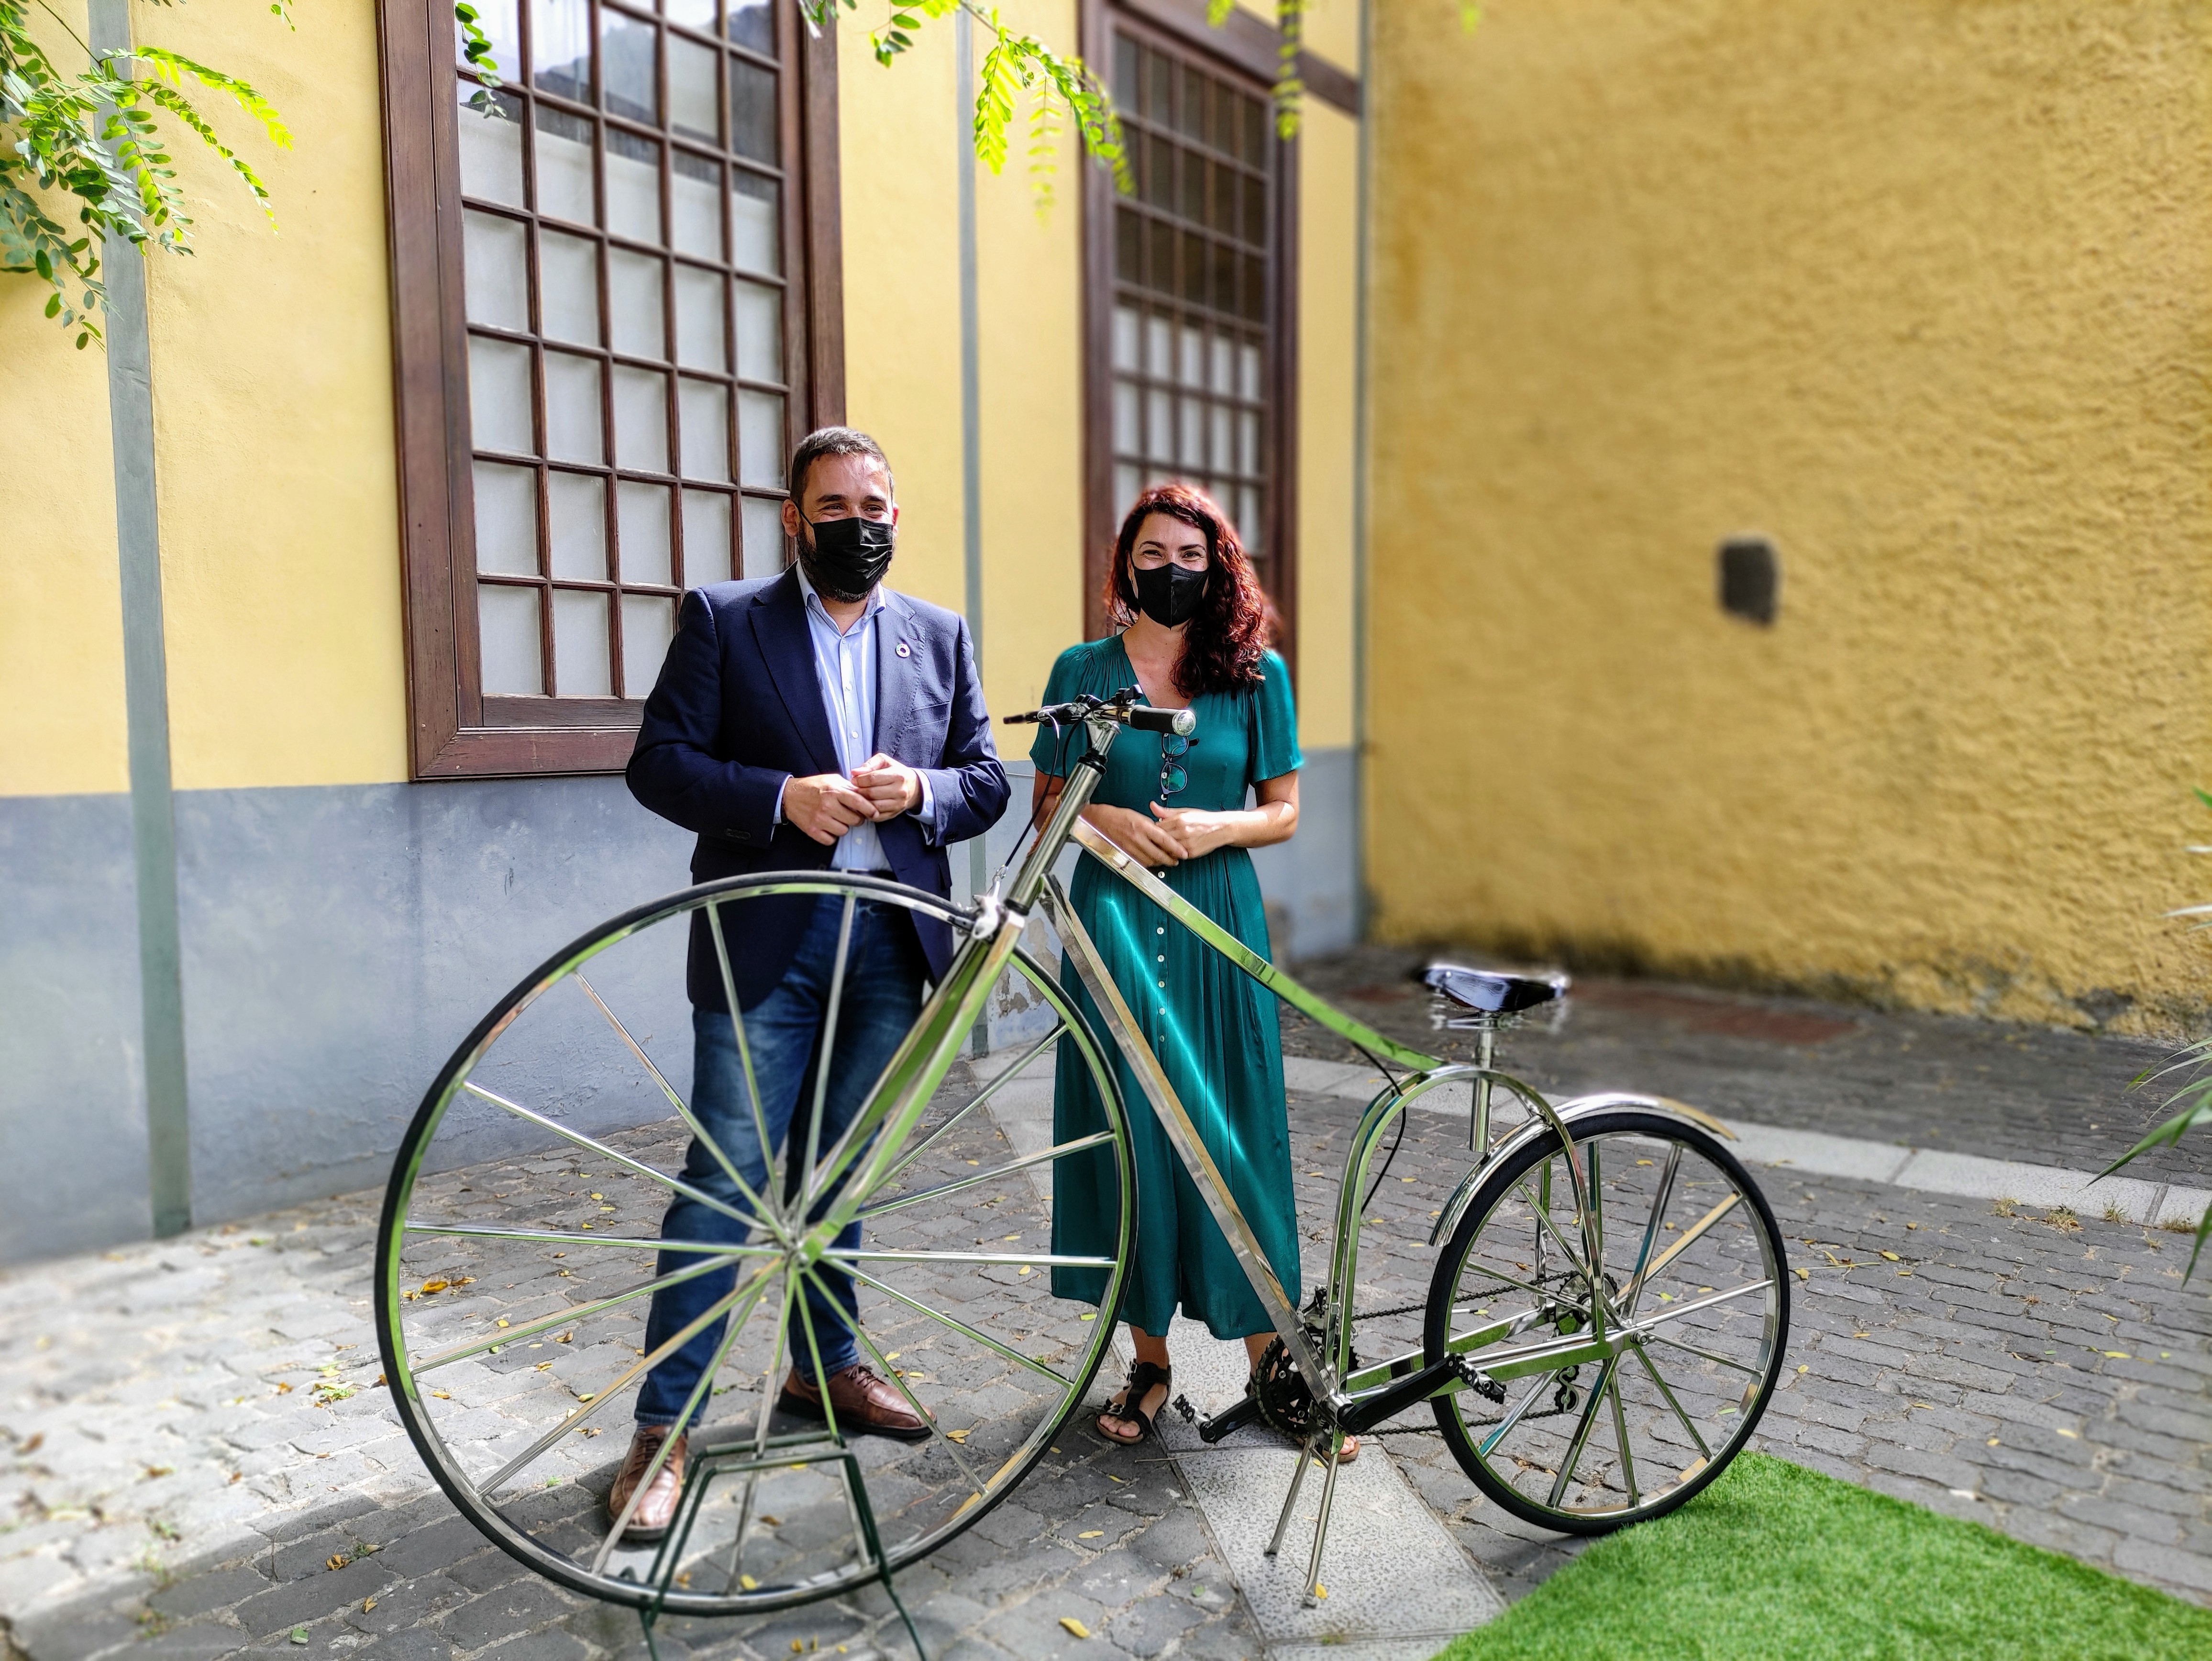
[1079,0,1357,666]
[377,0,847,778]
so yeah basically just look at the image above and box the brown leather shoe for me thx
[606,1424,687,1543]
[779,1363,929,1441]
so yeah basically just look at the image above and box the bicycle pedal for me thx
[1172,1394,1197,1426]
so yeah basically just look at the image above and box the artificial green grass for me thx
[1432,1453,2212,1661]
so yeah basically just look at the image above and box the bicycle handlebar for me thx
[1002,687,1197,738]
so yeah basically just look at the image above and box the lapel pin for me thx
[896,641,911,658]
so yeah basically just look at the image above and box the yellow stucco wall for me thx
[140,0,411,791]
[1367,0,2212,1030]
[0,0,128,798]
[1295,99,1358,751]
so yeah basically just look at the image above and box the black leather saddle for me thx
[1422,962,1571,1016]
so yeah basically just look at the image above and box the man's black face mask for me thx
[800,511,895,601]
[1133,560,1207,628]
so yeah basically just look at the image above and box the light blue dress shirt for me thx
[778,563,931,871]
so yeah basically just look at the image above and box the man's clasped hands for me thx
[783,757,925,844]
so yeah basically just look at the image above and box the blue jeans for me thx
[636,895,927,1425]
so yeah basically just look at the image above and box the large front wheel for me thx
[1424,1108,1790,1533]
[375,874,1136,1617]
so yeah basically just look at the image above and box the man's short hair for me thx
[788,427,894,500]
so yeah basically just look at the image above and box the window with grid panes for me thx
[442,0,804,709]
[1107,29,1275,597]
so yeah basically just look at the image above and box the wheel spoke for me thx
[798,1264,993,1500]
[1513,1180,1594,1283]
[859,1131,1117,1221]
[874,1023,1066,1191]
[1628,1337,1712,1460]
[1641,1329,1766,1376]
[794,895,858,1217]
[1546,1354,1618,1507]
[839,1261,1074,1386]
[410,1249,753,1373]
[478,1254,781,1496]
[1635,1191,1742,1288]
[574,970,774,1232]
[1477,1367,1563,1458]
[1631,1278,1772,1329]
[706,900,786,1233]
[458,1081,780,1242]
[1623,1144,1681,1315]
[402,1221,778,1256]
[824,1248,1118,1268]
[1606,1365,1638,1507]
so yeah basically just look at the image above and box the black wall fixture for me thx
[1717,536,1779,625]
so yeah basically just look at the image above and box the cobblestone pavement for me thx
[8,958,2212,1657]
[1281,947,2212,1187]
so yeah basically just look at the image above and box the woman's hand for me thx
[1148,803,1241,860]
[1084,804,1190,866]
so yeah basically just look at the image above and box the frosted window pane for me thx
[728,56,775,163]
[731,174,779,274]
[613,365,670,473]
[539,227,599,344]
[1180,325,1206,388]
[726,0,773,53]
[621,594,676,696]
[1112,305,1140,372]
[736,389,782,488]
[690,489,737,582]
[1113,382,1139,455]
[1210,405,1233,475]
[618,481,672,584]
[607,131,662,245]
[675,264,727,370]
[600,9,657,123]
[608,249,666,359]
[740,493,783,579]
[1114,464,1141,518]
[1239,485,1261,552]
[473,462,538,575]
[1211,336,1236,396]
[544,350,604,463]
[463,210,529,330]
[732,279,779,380]
[456,88,525,205]
[1178,395,1205,468]
[1239,411,1258,476]
[1145,388,1172,464]
[468,335,534,454]
[547,471,605,579]
[1239,342,1261,401]
[534,107,596,224]
[679,378,730,480]
[670,36,719,140]
[1145,316,1172,378]
[478,584,542,695]
[552,588,612,697]
[531,0,590,98]
[665,0,714,24]
[672,151,722,257]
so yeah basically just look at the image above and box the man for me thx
[612,427,1009,1540]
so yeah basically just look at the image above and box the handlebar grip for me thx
[1128,707,1197,737]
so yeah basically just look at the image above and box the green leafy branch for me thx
[2101,786,2212,1274]
[805,0,1129,201]
[1,0,288,347]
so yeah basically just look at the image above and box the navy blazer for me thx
[627,567,1009,1010]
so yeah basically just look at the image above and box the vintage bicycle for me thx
[375,687,1791,1638]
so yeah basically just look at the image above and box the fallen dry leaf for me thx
[1059,1617,1091,1638]
[740,1573,760,1590]
[274,1382,293,1394]
[420,1278,449,1294]
[1078,1529,1104,1539]
[362,1598,376,1613]
[20,1433,44,1454]
[1879,1251,1902,1262]
[326,1554,347,1571]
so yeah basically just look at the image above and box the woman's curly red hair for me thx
[1103,483,1276,698]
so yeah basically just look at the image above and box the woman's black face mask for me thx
[800,511,895,601]
[1133,560,1207,628]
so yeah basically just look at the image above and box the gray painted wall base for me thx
[0,746,1355,1265]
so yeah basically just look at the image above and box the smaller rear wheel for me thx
[1424,1109,1789,1533]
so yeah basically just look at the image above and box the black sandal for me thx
[1096,1360,1172,1445]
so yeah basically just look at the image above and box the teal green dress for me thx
[1031,637,1303,1339]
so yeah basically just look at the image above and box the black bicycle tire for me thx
[1422,1107,1791,1536]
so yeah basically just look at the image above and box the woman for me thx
[1032,483,1350,1456]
